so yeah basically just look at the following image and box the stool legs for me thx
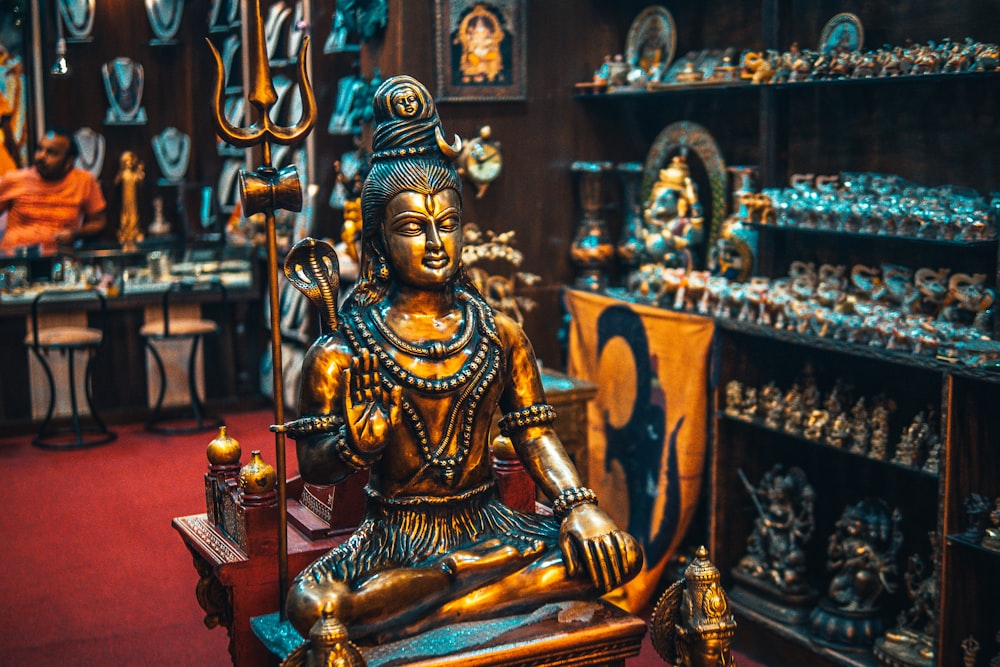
[31,346,117,450]
[145,335,224,434]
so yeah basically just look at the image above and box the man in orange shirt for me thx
[0,128,107,253]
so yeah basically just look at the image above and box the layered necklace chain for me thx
[344,296,504,479]
[369,301,475,359]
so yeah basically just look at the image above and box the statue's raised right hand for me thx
[343,349,403,455]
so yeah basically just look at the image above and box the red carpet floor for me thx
[0,408,766,666]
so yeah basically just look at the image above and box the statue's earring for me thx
[372,245,390,281]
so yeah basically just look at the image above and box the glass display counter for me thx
[0,244,262,432]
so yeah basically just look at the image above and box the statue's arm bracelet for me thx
[333,427,382,472]
[552,486,599,520]
[277,414,345,439]
[498,403,557,437]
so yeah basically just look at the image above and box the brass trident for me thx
[208,0,317,620]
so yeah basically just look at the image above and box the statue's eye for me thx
[393,219,424,236]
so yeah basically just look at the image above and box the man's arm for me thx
[55,208,106,245]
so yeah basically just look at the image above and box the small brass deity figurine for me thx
[280,75,642,648]
[868,402,892,461]
[115,150,145,251]
[641,155,705,268]
[982,498,1000,552]
[651,546,738,667]
[827,411,851,449]
[849,398,870,455]
[740,386,759,422]
[804,409,829,441]
[724,380,745,418]
[808,498,903,650]
[731,466,817,624]
[782,384,804,436]
[892,411,931,468]
[760,382,783,429]
[874,532,939,667]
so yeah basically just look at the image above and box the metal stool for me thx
[140,278,227,434]
[25,288,117,450]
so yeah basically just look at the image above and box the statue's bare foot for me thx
[439,537,544,585]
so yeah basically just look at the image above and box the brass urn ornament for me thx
[239,450,277,496]
[206,426,241,467]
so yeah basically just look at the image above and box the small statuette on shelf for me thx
[961,635,980,667]
[724,380,744,418]
[804,409,829,441]
[761,382,783,429]
[114,151,145,252]
[808,498,903,650]
[868,402,892,461]
[961,493,992,542]
[730,466,817,625]
[147,196,171,237]
[873,532,939,667]
[981,498,1000,552]
[827,412,851,448]
[782,384,804,436]
[740,386,759,422]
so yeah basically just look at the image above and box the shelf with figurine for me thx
[721,373,942,478]
[574,6,1000,100]
[947,493,1000,558]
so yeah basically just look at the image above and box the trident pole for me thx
[208,0,316,618]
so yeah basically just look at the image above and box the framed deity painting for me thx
[434,0,527,102]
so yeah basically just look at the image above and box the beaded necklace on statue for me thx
[343,294,504,480]
[369,301,475,360]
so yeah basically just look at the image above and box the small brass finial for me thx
[207,425,241,466]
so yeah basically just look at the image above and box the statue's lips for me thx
[423,256,450,269]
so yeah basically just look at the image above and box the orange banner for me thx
[565,289,715,613]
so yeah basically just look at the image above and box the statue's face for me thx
[391,87,421,118]
[383,189,462,290]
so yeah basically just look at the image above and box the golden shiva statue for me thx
[281,75,642,645]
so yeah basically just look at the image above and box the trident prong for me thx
[207,0,316,152]
[207,0,317,622]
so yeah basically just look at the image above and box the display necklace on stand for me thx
[221,34,242,91]
[102,57,147,125]
[73,127,105,178]
[58,0,95,42]
[151,126,191,184]
[264,1,294,62]
[146,0,185,45]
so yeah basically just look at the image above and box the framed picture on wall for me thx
[434,0,527,102]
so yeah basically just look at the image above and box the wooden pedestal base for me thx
[254,599,646,667]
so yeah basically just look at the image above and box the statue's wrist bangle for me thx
[278,413,345,439]
[553,486,598,520]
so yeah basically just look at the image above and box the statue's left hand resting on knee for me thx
[280,74,642,645]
